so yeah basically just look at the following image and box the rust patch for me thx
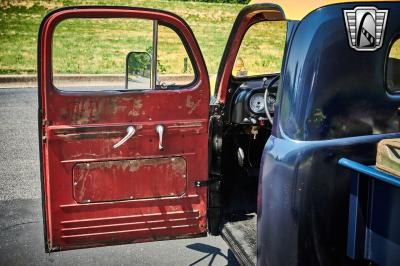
[59,108,69,120]
[109,97,128,115]
[73,157,187,203]
[57,131,122,140]
[167,122,202,129]
[128,99,143,117]
[177,128,202,134]
[171,157,186,174]
[53,126,127,141]
[185,96,201,115]
[71,98,105,125]
[78,157,185,173]
[69,152,98,159]
[113,105,129,115]
[134,99,143,108]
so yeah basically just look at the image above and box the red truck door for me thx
[38,7,210,251]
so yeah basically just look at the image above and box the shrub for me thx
[174,0,250,4]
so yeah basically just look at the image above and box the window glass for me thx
[157,25,195,87]
[232,21,287,77]
[52,18,194,91]
[387,39,400,93]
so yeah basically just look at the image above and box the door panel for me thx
[72,157,187,203]
[38,7,210,251]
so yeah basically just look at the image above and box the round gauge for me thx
[249,93,265,113]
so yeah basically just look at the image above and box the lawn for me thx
[1,1,399,78]
[0,0,288,80]
[0,0,245,75]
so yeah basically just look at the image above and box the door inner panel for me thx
[72,157,187,203]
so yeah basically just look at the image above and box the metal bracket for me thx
[194,180,221,187]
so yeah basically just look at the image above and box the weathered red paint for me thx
[39,7,210,251]
[72,157,187,203]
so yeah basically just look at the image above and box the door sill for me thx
[220,213,257,266]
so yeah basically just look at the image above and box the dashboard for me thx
[230,78,278,125]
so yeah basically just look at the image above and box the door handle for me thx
[156,125,165,150]
[113,126,136,149]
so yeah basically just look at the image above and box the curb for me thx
[0,74,36,88]
[0,74,123,88]
[0,74,37,83]
[0,74,194,88]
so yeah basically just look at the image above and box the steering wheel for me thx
[263,75,280,125]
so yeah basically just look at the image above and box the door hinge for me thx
[194,180,221,187]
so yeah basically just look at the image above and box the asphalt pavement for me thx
[0,88,238,266]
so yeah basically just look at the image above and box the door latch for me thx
[113,126,136,149]
[194,180,221,187]
[156,125,165,150]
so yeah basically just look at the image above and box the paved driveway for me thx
[0,88,238,266]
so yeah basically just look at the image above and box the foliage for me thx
[172,0,250,4]
[127,52,151,78]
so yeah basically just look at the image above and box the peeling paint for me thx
[70,98,106,125]
[113,105,129,115]
[171,157,186,174]
[73,157,187,203]
[185,95,201,115]
[134,99,143,109]
[128,98,143,117]
[168,123,202,129]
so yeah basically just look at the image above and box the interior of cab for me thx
[219,75,279,265]
[209,19,288,265]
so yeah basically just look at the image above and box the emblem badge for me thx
[343,7,388,51]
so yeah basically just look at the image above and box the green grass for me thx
[1,1,400,78]
[234,21,286,76]
[0,0,287,79]
[0,0,245,75]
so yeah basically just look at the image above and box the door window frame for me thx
[40,6,206,94]
[213,3,286,104]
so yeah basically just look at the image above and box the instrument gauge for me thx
[249,93,265,113]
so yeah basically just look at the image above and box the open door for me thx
[38,7,210,251]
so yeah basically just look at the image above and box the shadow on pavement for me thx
[0,198,238,265]
[186,243,239,266]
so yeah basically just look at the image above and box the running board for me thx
[220,214,257,266]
